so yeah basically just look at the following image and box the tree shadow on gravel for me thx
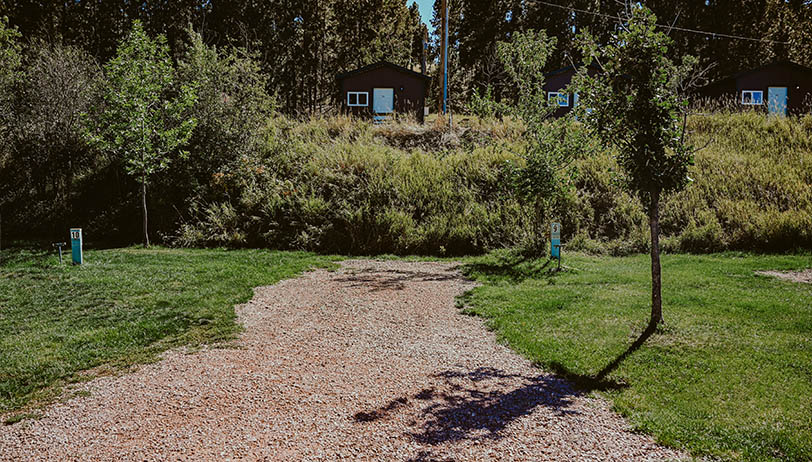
[334,267,466,292]
[354,366,581,453]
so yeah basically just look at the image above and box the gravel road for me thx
[1,260,685,461]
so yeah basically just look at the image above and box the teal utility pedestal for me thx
[70,228,83,265]
[551,222,562,270]
[551,223,561,258]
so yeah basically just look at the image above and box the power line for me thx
[531,0,791,45]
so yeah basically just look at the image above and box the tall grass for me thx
[176,112,812,255]
[175,115,535,255]
[566,111,812,254]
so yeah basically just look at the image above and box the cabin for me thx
[336,61,431,123]
[541,64,600,118]
[695,61,812,116]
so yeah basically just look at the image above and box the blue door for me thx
[768,87,788,116]
[373,88,394,123]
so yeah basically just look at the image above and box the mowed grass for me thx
[0,247,338,414]
[461,250,812,462]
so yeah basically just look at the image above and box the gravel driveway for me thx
[1,260,684,461]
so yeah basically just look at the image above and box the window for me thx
[548,91,569,107]
[347,91,368,107]
[741,90,763,105]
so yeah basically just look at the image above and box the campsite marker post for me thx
[52,242,66,264]
[70,228,83,265]
[551,222,561,270]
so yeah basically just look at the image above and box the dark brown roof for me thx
[336,61,431,81]
[702,60,812,89]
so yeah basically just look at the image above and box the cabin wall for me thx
[696,64,812,115]
[542,69,577,118]
[339,67,428,123]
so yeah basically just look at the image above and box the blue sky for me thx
[411,0,433,28]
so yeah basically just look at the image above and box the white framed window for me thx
[741,90,763,105]
[548,91,569,107]
[347,91,369,107]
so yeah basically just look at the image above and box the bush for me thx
[153,30,275,234]
[171,111,812,256]
[1,41,104,238]
[566,111,812,254]
[174,116,535,255]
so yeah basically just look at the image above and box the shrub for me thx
[155,30,275,231]
[2,41,103,238]
[171,111,812,256]
[567,111,812,254]
[173,116,534,255]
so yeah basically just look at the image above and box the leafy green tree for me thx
[170,28,274,207]
[492,30,593,254]
[15,43,101,197]
[496,30,557,129]
[0,16,21,135]
[87,21,197,247]
[6,42,102,237]
[0,16,21,252]
[573,5,694,327]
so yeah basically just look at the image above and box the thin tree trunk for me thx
[648,189,663,327]
[142,173,149,248]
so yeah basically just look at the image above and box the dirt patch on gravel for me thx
[756,269,812,284]
[0,260,685,461]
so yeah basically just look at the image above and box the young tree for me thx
[573,5,694,327]
[491,30,595,254]
[88,21,196,246]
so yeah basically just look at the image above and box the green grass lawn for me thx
[461,250,812,462]
[0,246,337,414]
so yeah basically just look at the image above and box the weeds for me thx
[174,111,812,255]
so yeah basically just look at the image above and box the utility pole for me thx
[421,28,428,75]
[438,0,447,120]
[444,0,451,128]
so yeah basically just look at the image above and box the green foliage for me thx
[89,21,196,182]
[574,5,697,324]
[7,43,101,203]
[574,6,692,202]
[168,111,812,256]
[0,39,105,246]
[0,246,338,412]
[86,21,197,245]
[0,16,21,118]
[0,16,22,183]
[0,15,23,232]
[164,29,275,211]
[495,29,558,130]
[462,250,812,461]
[174,116,534,255]
[490,30,593,254]
[439,0,812,111]
[0,1,427,114]
[563,112,812,254]
[467,85,500,120]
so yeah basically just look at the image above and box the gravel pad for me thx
[1,260,685,461]
[756,269,812,284]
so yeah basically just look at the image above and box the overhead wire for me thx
[530,0,792,45]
